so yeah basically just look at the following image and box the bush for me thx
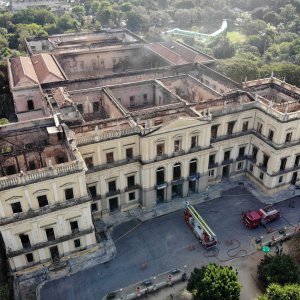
[259,283,300,300]
[258,254,299,288]
[187,263,241,300]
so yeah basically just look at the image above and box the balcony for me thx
[173,150,185,157]
[236,155,249,161]
[154,154,168,162]
[87,156,141,173]
[7,227,94,258]
[222,159,233,165]
[0,194,91,226]
[106,189,120,197]
[208,162,218,169]
[190,145,201,153]
[125,184,140,192]
[155,182,168,189]
[171,177,184,185]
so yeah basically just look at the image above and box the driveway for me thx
[39,187,300,300]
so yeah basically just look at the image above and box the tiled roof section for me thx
[51,87,73,108]
[31,54,65,83]
[10,56,39,87]
[161,40,212,63]
[146,43,188,65]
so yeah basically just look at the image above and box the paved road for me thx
[40,187,300,300]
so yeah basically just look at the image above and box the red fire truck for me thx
[184,202,217,248]
[242,205,280,229]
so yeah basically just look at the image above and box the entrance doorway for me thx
[189,181,196,193]
[50,246,59,260]
[156,189,165,203]
[222,165,230,177]
[109,197,119,212]
[291,172,298,185]
[172,184,182,199]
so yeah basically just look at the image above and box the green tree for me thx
[0,283,9,300]
[56,14,77,33]
[259,283,300,300]
[187,264,241,300]
[125,10,149,32]
[33,9,56,26]
[258,255,299,288]
[72,5,86,20]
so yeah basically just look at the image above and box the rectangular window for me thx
[27,99,34,111]
[108,180,116,192]
[37,195,48,207]
[156,143,164,156]
[237,162,244,170]
[279,176,283,183]
[129,191,135,201]
[74,239,81,248]
[208,169,215,177]
[143,94,148,104]
[88,186,97,198]
[45,228,55,241]
[252,146,258,160]
[227,122,235,135]
[295,155,300,167]
[70,221,79,233]
[259,172,264,180]
[91,203,98,212]
[65,188,74,200]
[130,96,135,107]
[257,122,263,134]
[6,165,16,175]
[249,164,253,172]
[280,158,287,171]
[209,154,215,166]
[93,102,100,112]
[77,104,83,114]
[268,129,274,141]
[262,154,269,168]
[19,234,31,249]
[224,150,231,161]
[174,140,181,152]
[84,157,94,168]
[28,160,36,170]
[106,152,114,163]
[211,125,218,139]
[127,175,135,187]
[285,132,292,143]
[26,253,34,263]
[238,147,245,157]
[191,136,198,148]
[242,121,248,132]
[126,148,133,159]
[11,202,22,213]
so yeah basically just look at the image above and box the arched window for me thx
[189,158,197,176]
[156,167,165,185]
[173,162,181,180]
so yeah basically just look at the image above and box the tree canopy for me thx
[259,283,300,300]
[187,264,241,300]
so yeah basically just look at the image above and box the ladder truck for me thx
[184,202,217,248]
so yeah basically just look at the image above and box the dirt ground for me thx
[286,232,300,265]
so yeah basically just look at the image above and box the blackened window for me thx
[6,165,16,175]
[191,136,198,148]
[74,239,81,248]
[93,102,100,112]
[238,147,245,157]
[130,96,135,107]
[211,125,218,139]
[70,221,79,233]
[174,140,181,152]
[156,143,164,156]
[91,203,98,211]
[108,181,116,192]
[65,188,74,200]
[129,192,135,201]
[252,146,258,160]
[268,130,274,141]
[84,157,94,168]
[257,122,263,134]
[285,132,292,143]
[262,154,269,168]
[127,175,135,187]
[77,104,84,114]
[280,158,287,171]
[45,228,55,241]
[209,154,215,166]
[156,167,165,185]
[173,163,181,180]
[224,150,231,161]
[19,234,31,249]
[88,186,97,197]
[143,94,148,104]
[28,160,36,170]
[295,155,300,167]
[11,202,22,213]
[27,100,34,111]
[242,121,248,132]
[227,122,235,135]
[37,195,48,207]
[26,253,34,263]
[189,159,197,175]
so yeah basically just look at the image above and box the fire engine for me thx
[184,202,217,248]
[242,205,280,229]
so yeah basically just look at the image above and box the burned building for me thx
[2,28,300,274]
